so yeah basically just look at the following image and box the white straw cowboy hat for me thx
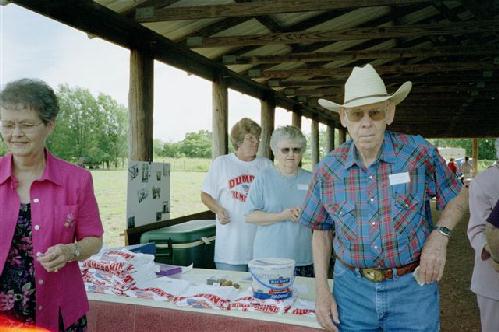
[319,63,412,112]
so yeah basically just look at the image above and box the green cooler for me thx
[140,219,216,269]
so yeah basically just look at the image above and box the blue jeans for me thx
[333,260,439,332]
[215,262,248,272]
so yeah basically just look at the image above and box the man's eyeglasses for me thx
[0,121,44,133]
[345,108,386,122]
[280,147,302,154]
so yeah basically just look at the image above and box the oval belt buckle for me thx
[363,269,384,282]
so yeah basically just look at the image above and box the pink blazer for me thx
[0,151,104,331]
[468,164,499,300]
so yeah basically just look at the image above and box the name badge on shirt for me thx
[297,184,308,190]
[389,172,410,186]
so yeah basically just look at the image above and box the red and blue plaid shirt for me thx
[299,131,461,268]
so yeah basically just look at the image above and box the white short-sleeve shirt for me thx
[202,153,272,264]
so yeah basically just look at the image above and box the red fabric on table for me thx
[87,300,321,332]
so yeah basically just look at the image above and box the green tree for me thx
[153,139,164,157]
[95,94,128,168]
[179,130,212,158]
[430,138,497,160]
[161,141,181,158]
[47,85,128,167]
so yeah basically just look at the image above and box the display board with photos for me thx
[126,160,170,228]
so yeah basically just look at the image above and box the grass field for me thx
[91,169,207,247]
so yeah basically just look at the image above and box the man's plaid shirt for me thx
[299,131,461,268]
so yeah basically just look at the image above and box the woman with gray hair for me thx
[245,125,313,276]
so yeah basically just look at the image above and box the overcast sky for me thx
[1,4,314,142]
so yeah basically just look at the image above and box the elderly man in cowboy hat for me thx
[299,64,468,331]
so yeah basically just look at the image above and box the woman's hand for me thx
[283,207,301,222]
[216,207,231,224]
[37,243,75,272]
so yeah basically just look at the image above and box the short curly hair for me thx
[230,118,261,150]
[270,125,307,154]
[0,79,59,123]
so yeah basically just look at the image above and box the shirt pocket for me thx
[326,200,358,243]
[54,205,78,243]
[391,193,420,238]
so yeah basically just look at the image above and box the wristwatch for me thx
[433,226,452,238]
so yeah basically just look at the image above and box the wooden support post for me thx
[326,125,335,152]
[292,112,301,129]
[212,74,228,158]
[258,98,275,159]
[128,49,153,162]
[472,138,478,176]
[311,119,319,165]
[338,128,347,144]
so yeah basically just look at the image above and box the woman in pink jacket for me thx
[0,79,104,331]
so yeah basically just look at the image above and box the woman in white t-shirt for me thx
[201,118,272,271]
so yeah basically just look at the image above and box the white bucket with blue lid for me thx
[248,258,295,300]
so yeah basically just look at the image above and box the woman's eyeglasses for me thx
[345,108,386,122]
[280,147,302,154]
[0,121,44,134]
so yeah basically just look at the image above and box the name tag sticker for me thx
[389,172,411,186]
[297,184,308,190]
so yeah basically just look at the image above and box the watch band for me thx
[433,226,452,238]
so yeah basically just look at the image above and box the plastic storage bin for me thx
[140,220,216,269]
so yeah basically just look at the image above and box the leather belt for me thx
[335,256,419,283]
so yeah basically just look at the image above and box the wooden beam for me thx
[258,98,275,159]
[472,138,479,176]
[121,0,180,16]
[10,1,336,125]
[135,0,431,22]
[390,123,499,138]
[270,74,499,88]
[178,17,249,42]
[224,46,499,65]
[128,50,154,162]
[326,125,335,152]
[461,0,498,20]
[212,74,228,158]
[252,63,499,79]
[299,85,499,98]
[187,20,499,48]
[311,120,320,165]
[338,128,347,144]
[269,79,344,88]
[284,87,341,97]
[292,112,302,129]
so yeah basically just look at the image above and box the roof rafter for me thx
[224,45,499,65]
[250,63,499,79]
[135,0,432,22]
[188,20,499,48]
